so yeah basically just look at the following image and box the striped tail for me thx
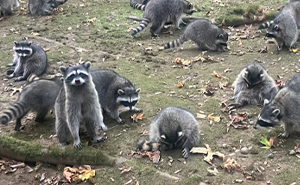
[131,18,150,36]
[130,3,146,11]
[0,101,29,125]
[258,21,271,30]
[164,36,185,49]
[27,74,39,83]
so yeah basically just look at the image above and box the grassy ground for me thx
[1,0,300,184]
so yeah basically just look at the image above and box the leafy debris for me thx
[190,144,225,165]
[63,166,95,184]
[131,113,144,123]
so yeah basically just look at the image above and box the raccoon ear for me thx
[260,74,264,78]
[84,61,91,71]
[263,99,270,105]
[28,42,32,46]
[59,66,67,76]
[218,34,224,39]
[136,88,141,93]
[178,131,183,137]
[160,135,166,139]
[274,24,279,31]
[117,89,125,95]
[14,41,18,45]
[272,109,280,117]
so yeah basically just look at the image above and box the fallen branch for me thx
[0,135,115,166]
[23,35,89,52]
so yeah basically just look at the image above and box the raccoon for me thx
[136,106,200,158]
[230,63,278,109]
[0,76,62,131]
[255,73,300,138]
[164,19,228,51]
[258,1,300,50]
[28,0,68,15]
[131,0,195,37]
[0,0,20,17]
[8,41,48,82]
[130,0,150,11]
[55,62,107,149]
[90,69,141,124]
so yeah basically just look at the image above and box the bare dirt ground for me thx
[1,0,300,184]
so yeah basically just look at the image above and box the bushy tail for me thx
[164,36,186,49]
[27,74,39,83]
[258,21,271,30]
[130,2,146,11]
[1,102,29,125]
[131,18,150,36]
[136,139,159,151]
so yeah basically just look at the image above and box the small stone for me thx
[240,147,249,154]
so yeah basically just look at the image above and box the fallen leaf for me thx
[174,169,181,174]
[223,158,242,173]
[289,48,298,53]
[86,17,97,23]
[191,144,225,164]
[131,113,144,123]
[120,166,132,174]
[196,113,206,119]
[44,48,50,52]
[212,71,222,78]
[190,147,208,154]
[177,82,184,88]
[10,87,22,96]
[63,166,95,183]
[207,167,218,176]
[141,151,161,163]
[227,113,248,132]
[260,136,274,149]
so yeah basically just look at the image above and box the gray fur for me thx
[0,0,19,17]
[0,76,62,131]
[164,19,228,51]
[259,1,300,50]
[55,62,107,149]
[255,73,300,138]
[8,41,48,82]
[91,69,141,124]
[130,0,150,11]
[231,63,278,109]
[144,106,200,158]
[131,0,195,37]
[28,0,67,15]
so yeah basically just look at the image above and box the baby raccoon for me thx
[0,75,62,131]
[137,106,200,158]
[259,1,300,50]
[28,0,68,15]
[0,0,19,17]
[131,0,195,37]
[8,41,48,82]
[55,62,107,149]
[231,63,278,109]
[91,69,141,124]
[164,19,228,51]
[255,73,300,138]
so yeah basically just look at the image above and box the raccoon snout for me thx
[75,79,81,84]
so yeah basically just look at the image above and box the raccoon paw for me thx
[101,124,108,131]
[73,142,82,149]
[14,76,26,82]
[278,132,289,138]
[182,148,189,159]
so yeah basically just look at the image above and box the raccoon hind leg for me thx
[150,20,164,37]
[35,108,50,122]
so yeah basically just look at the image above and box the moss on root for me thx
[0,135,115,166]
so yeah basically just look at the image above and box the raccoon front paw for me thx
[7,73,15,79]
[101,124,108,131]
[117,118,125,124]
[73,142,82,149]
[14,76,26,82]
[278,132,289,138]
[182,148,189,159]
[94,136,105,143]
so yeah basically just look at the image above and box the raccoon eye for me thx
[188,4,192,9]
[79,73,88,79]
[120,101,130,107]
[131,100,138,105]
[274,25,279,31]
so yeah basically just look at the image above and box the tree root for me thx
[0,135,115,166]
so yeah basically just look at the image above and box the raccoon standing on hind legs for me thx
[137,107,200,159]
[131,0,196,37]
[258,1,300,50]
[55,62,108,149]
[8,41,48,82]
[164,19,228,51]
[230,63,278,109]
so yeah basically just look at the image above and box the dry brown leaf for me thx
[131,113,144,123]
[223,158,242,173]
[10,87,22,96]
[141,151,161,163]
[120,166,132,174]
[63,167,77,183]
[190,147,208,154]
[203,144,213,164]
[196,113,206,119]
[177,82,184,88]
[212,71,222,78]
[63,166,95,183]
[86,17,97,23]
